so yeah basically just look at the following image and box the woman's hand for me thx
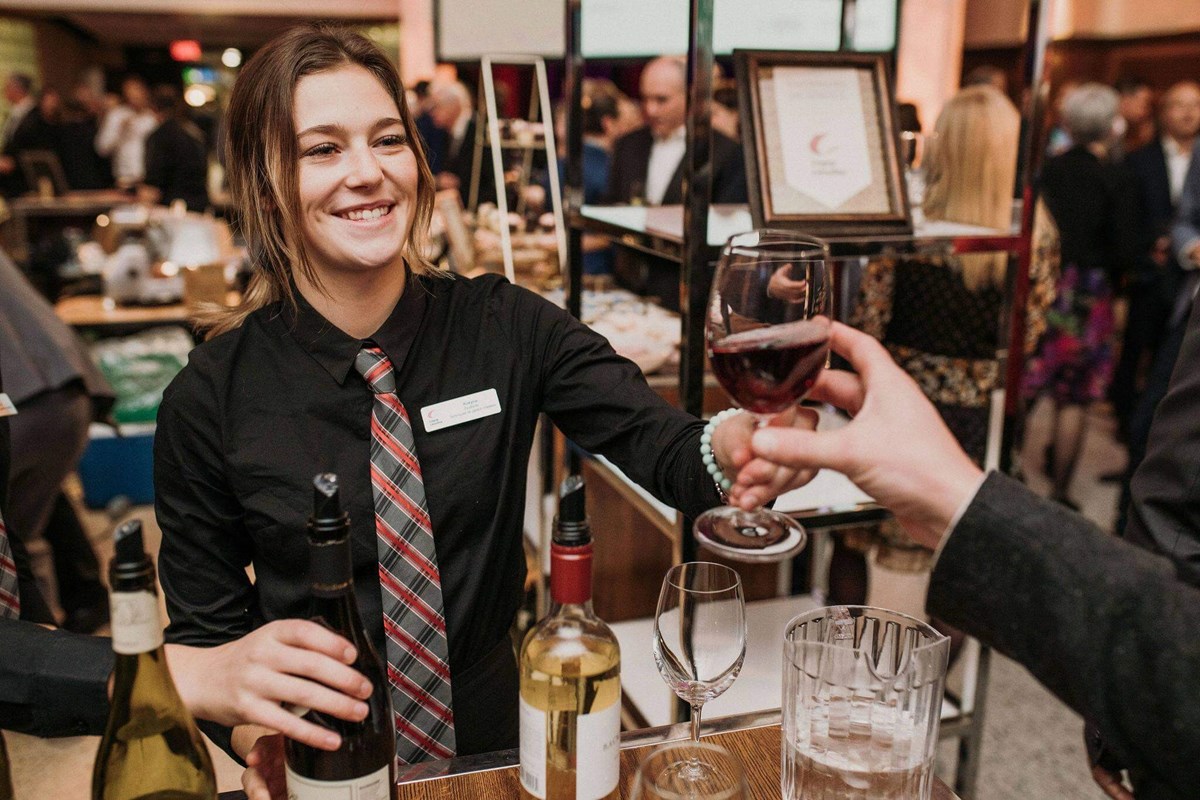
[242,732,287,800]
[167,619,372,750]
[730,322,983,548]
[710,405,819,503]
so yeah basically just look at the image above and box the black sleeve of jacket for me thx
[1125,290,1200,586]
[929,472,1200,799]
[496,281,721,520]
[711,133,749,205]
[0,620,114,737]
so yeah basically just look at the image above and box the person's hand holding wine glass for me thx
[696,229,832,562]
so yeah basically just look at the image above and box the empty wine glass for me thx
[633,741,748,800]
[695,229,831,562]
[652,562,746,785]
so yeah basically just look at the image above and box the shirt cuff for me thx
[1177,236,1200,269]
[928,470,990,573]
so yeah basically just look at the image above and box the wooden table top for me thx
[392,723,959,799]
[54,291,240,330]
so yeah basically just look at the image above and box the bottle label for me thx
[519,695,546,798]
[518,694,620,800]
[575,699,620,798]
[285,763,391,800]
[110,590,164,655]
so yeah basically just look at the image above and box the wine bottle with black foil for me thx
[519,476,621,800]
[284,474,396,800]
[91,520,216,800]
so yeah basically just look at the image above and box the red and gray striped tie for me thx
[0,509,20,619]
[355,345,456,763]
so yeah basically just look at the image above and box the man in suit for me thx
[0,74,47,197]
[426,80,493,206]
[731,320,1200,799]
[603,57,747,309]
[605,56,747,206]
[1111,81,1200,443]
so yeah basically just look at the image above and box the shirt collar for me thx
[284,271,429,386]
[1163,136,1193,159]
[451,112,471,145]
[654,125,686,145]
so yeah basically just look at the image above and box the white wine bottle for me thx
[284,474,396,800]
[519,476,621,800]
[91,520,216,800]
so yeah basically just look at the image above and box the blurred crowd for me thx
[0,70,210,211]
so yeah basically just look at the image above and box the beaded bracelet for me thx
[701,407,743,497]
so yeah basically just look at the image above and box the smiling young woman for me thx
[199,26,439,340]
[154,23,803,800]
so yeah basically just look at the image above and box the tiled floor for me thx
[8,399,1122,799]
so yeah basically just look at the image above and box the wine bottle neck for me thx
[109,587,164,655]
[309,532,353,598]
[550,541,592,606]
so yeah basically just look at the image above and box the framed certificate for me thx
[735,51,911,236]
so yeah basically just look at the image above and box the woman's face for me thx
[293,64,419,282]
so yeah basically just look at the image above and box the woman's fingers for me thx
[264,619,357,665]
[254,640,373,701]
[238,695,347,751]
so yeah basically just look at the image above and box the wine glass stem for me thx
[690,703,703,743]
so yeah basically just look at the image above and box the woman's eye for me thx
[302,143,337,158]
[377,134,407,148]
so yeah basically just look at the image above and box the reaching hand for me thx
[242,733,287,800]
[710,405,819,503]
[168,619,371,750]
[728,322,983,548]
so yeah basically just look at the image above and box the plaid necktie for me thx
[354,344,456,763]
[0,509,20,619]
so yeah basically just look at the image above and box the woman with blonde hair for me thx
[834,84,1058,619]
[153,24,796,798]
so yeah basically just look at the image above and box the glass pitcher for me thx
[782,606,950,800]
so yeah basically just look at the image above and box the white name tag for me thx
[421,389,501,433]
[0,394,16,417]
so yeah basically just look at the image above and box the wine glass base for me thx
[693,507,807,563]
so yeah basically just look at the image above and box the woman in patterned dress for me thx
[1023,83,1138,508]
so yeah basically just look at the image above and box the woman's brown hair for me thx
[200,24,438,338]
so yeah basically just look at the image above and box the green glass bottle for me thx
[91,520,216,800]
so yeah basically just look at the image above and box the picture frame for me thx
[734,50,911,237]
[19,149,69,198]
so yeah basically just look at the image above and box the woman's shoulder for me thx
[166,304,282,392]
[425,271,555,314]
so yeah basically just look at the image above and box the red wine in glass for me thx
[695,229,832,563]
[708,319,831,415]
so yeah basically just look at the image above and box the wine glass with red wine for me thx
[695,229,832,562]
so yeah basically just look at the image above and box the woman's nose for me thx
[344,145,383,186]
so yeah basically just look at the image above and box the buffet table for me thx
[218,712,961,799]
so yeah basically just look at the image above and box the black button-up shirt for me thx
[155,272,718,751]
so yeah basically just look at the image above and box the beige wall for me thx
[398,0,435,84]
[1055,0,1200,38]
[967,0,1200,47]
[897,0,967,132]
